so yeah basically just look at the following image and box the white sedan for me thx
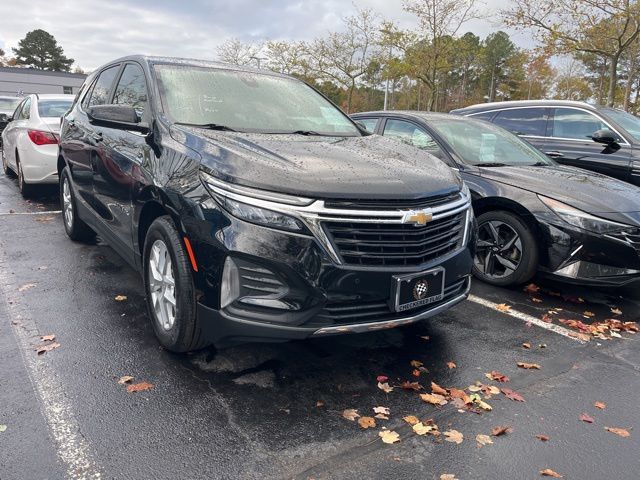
[1,94,74,197]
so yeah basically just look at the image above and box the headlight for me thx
[217,196,306,232]
[461,182,471,199]
[538,195,629,234]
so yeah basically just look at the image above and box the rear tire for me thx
[16,154,34,198]
[60,167,95,242]
[143,216,207,353]
[472,210,538,287]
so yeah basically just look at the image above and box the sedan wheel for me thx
[148,239,177,331]
[472,210,538,286]
[62,176,74,229]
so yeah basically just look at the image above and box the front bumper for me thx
[185,200,474,346]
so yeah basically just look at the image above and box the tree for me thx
[502,0,640,106]
[481,31,517,102]
[216,38,264,67]
[12,29,73,71]
[402,0,479,110]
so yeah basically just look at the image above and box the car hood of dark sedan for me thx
[477,164,640,215]
[180,128,462,199]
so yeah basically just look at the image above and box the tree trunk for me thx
[607,54,620,107]
[624,55,636,112]
[347,80,355,113]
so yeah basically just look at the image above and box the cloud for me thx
[0,0,531,71]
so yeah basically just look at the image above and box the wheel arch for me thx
[135,187,185,257]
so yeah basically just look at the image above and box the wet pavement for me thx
[0,171,639,480]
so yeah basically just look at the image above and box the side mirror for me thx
[591,129,618,145]
[87,105,149,133]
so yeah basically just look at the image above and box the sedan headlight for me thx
[216,196,306,232]
[538,195,630,234]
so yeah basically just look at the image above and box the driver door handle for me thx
[545,151,564,158]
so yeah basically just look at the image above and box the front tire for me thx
[60,167,95,241]
[472,210,538,287]
[143,216,206,353]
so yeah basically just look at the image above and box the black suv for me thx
[451,100,640,186]
[58,55,474,351]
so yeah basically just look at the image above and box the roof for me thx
[450,100,599,114]
[0,66,86,78]
[352,110,458,121]
[31,94,75,100]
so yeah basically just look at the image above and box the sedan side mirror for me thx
[591,129,619,145]
[87,104,149,134]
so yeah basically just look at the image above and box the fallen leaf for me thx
[522,342,531,349]
[583,311,595,317]
[495,303,511,313]
[580,413,594,423]
[539,343,547,348]
[358,416,376,429]
[18,283,37,292]
[531,297,543,303]
[410,360,423,368]
[403,415,420,426]
[536,434,550,441]
[316,400,325,408]
[501,388,525,402]
[118,375,134,384]
[379,430,400,444]
[594,402,606,410]
[540,468,563,478]
[476,399,492,411]
[440,475,458,480]
[524,283,540,293]
[412,369,421,377]
[485,371,510,383]
[443,429,464,444]
[35,342,61,355]
[342,409,360,421]
[476,434,493,446]
[517,362,541,370]
[374,413,389,420]
[0,425,6,433]
[40,334,56,342]
[114,295,127,301]
[541,314,553,323]
[126,381,154,393]
[431,382,449,396]
[491,425,512,436]
[468,385,481,392]
[400,381,422,391]
[610,307,622,315]
[378,381,394,393]
[413,422,434,435]
[420,393,448,406]
[610,331,622,338]
[373,407,390,417]
[446,361,457,369]
[420,335,430,341]
[376,375,388,383]
[605,427,630,438]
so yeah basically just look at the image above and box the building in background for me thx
[0,66,86,96]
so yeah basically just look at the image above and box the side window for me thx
[551,108,607,140]
[383,119,443,157]
[356,118,378,133]
[13,100,25,120]
[112,63,148,117]
[492,108,546,136]
[21,98,31,120]
[87,65,120,107]
[469,111,496,122]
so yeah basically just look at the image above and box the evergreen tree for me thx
[12,29,73,71]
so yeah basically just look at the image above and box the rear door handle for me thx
[545,151,564,158]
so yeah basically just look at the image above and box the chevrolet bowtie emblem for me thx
[402,210,433,226]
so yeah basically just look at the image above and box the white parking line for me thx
[468,294,587,343]
[0,210,62,215]
[0,265,102,478]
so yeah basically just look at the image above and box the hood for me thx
[478,164,640,216]
[178,128,461,200]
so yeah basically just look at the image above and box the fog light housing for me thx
[220,257,240,309]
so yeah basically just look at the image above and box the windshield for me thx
[154,65,360,136]
[427,117,553,166]
[0,98,21,111]
[602,108,640,142]
[38,100,72,118]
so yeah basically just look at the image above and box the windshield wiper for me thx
[174,122,237,132]
[289,130,323,136]
[476,162,507,167]
[530,161,549,167]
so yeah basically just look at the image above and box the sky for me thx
[0,0,532,71]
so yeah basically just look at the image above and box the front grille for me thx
[324,192,461,210]
[324,212,465,266]
[314,278,468,326]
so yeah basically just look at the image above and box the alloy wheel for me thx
[62,177,73,228]
[474,220,523,279]
[148,239,177,331]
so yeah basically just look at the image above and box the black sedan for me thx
[352,111,640,287]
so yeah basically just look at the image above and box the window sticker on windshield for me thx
[479,133,496,162]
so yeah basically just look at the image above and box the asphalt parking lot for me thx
[0,173,639,480]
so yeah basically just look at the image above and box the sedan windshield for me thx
[428,117,553,167]
[601,108,640,142]
[154,65,360,136]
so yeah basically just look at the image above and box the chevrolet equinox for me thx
[58,56,474,351]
